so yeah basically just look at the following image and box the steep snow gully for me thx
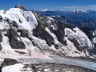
[0,8,96,72]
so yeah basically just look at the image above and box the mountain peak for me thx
[15,5,26,10]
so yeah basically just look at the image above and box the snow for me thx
[73,27,92,49]
[46,17,57,30]
[0,34,21,60]
[0,8,39,60]
[1,35,16,55]
[23,11,38,30]
[0,8,38,31]
[65,27,92,49]
[64,27,93,56]
[2,63,24,72]
[45,27,59,44]
[0,21,10,30]
[64,37,85,57]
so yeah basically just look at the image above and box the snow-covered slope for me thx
[0,8,95,72]
[0,8,38,31]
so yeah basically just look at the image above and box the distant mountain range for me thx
[38,10,96,30]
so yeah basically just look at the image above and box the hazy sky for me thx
[1,0,96,10]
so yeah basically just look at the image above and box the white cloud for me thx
[63,5,96,11]
[41,8,48,11]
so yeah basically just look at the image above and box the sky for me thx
[1,0,96,11]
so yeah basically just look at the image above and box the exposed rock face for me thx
[0,8,95,72]
[7,29,25,49]
[1,58,18,67]
[15,5,26,10]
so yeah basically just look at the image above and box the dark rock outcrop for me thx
[7,29,25,49]
[1,58,18,67]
